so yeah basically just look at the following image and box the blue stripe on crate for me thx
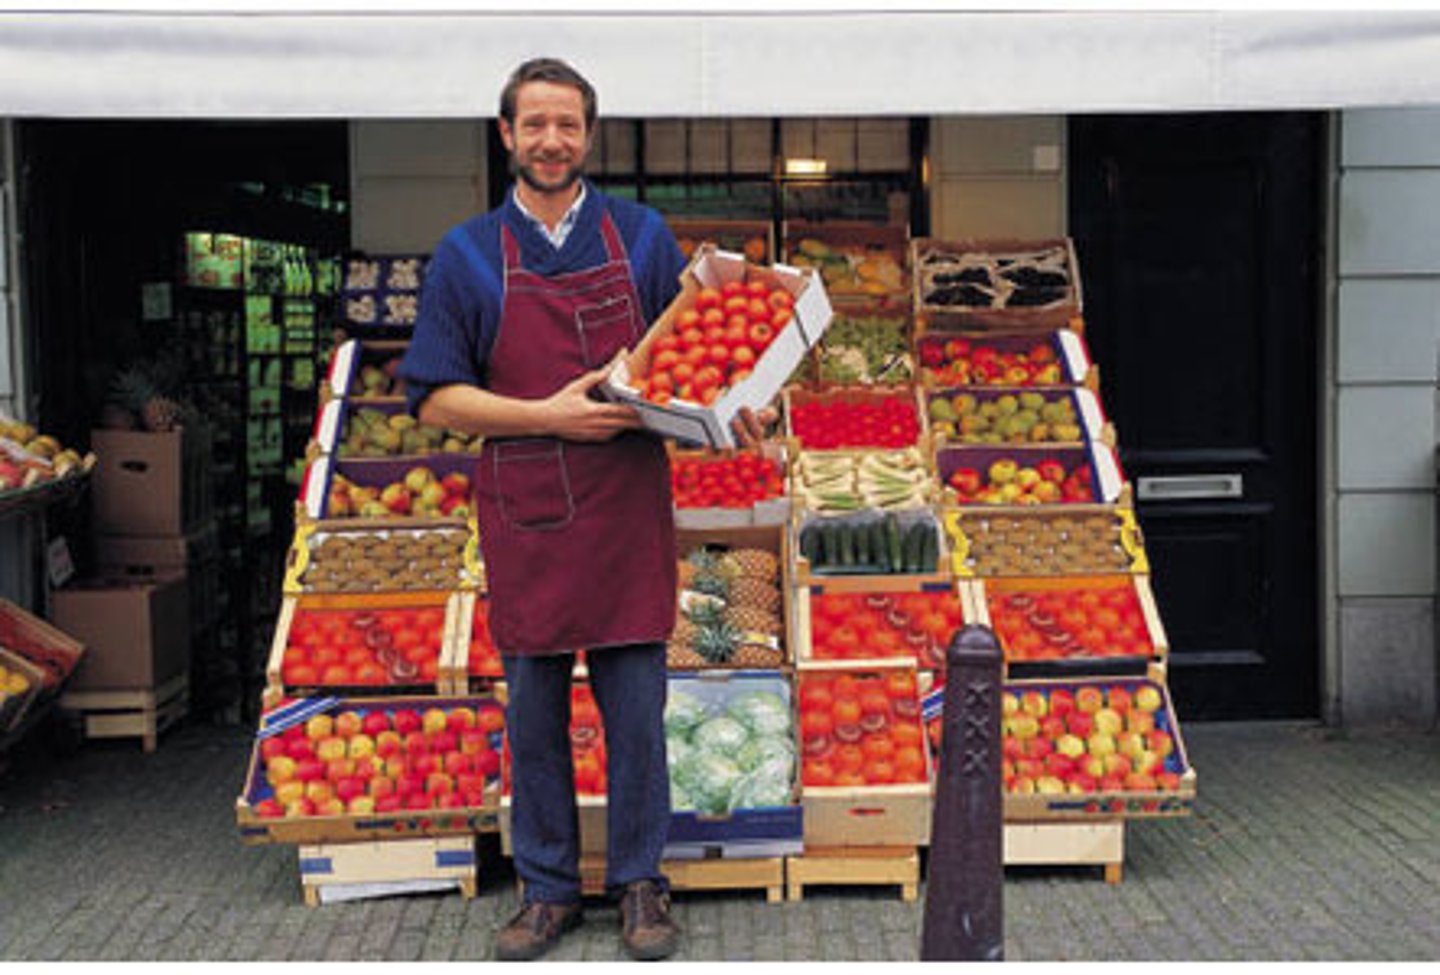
[259,697,341,738]
[921,582,952,593]
[922,688,945,722]
[436,849,475,868]
[298,857,335,876]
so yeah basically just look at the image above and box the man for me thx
[398,58,768,962]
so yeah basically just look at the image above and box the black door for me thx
[1069,113,1323,720]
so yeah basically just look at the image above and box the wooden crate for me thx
[792,509,950,590]
[792,577,962,671]
[927,384,1114,452]
[1003,821,1126,884]
[58,672,188,753]
[911,236,1082,332]
[574,853,786,903]
[786,845,919,901]
[0,644,48,735]
[282,522,482,596]
[0,597,86,693]
[783,383,931,454]
[945,506,1149,579]
[298,836,478,906]
[671,522,793,671]
[935,440,1129,510]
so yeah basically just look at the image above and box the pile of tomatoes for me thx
[808,592,963,669]
[632,278,796,406]
[281,606,445,687]
[917,336,1066,387]
[987,585,1152,662]
[467,599,502,678]
[672,452,786,509]
[798,671,929,787]
[569,684,607,795]
[789,395,920,450]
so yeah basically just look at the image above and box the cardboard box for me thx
[52,576,189,692]
[90,428,213,536]
[93,525,221,633]
[604,245,834,449]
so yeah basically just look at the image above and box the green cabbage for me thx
[735,734,795,773]
[674,750,743,815]
[664,690,708,739]
[729,756,794,809]
[726,690,792,738]
[691,715,750,755]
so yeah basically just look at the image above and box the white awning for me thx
[3,9,1440,117]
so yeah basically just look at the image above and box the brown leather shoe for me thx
[618,880,680,961]
[495,900,584,961]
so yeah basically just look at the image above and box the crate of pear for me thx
[338,407,483,459]
[928,386,1108,447]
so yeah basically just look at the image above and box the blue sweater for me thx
[398,182,686,416]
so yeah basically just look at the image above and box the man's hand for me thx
[731,405,778,449]
[541,367,643,443]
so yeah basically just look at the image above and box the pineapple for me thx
[692,615,746,665]
[725,604,782,636]
[689,566,731,601]
[106,365,185,432]
[719,548,779,582]
[671,615,698,649]
[727,577,781,614]
[141,395,184,432]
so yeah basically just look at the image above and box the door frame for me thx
[1319,112,1342,728]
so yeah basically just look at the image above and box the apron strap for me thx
[599,210,626,264]
[500,224,522,274]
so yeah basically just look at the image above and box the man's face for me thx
[499,80,592,196]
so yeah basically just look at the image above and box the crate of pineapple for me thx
[911,236,1082,332]
[283,522,482,595]
[669,525,791,671]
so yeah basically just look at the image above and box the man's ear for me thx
[497,117,515,153]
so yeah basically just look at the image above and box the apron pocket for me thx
[493,440,575,531]
[574,294,638,368]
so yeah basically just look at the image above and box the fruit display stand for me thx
[910,236,1083,332]
[915,326,1096,390]
[926,384,1113,451]
[945,506,1150,579]
[963,573,1170,679]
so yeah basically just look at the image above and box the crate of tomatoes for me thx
[671,443,790,530]
[794,583,963,671]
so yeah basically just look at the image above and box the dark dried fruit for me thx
[1005,286,1068,307]
[1001,265,1068,288]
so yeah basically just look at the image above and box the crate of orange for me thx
[796,669,933,846]
[499,681,608,856]
[793,582,963,671]
[264,591,467,709]
[964,574,1169,679]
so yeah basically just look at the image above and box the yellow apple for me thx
[305,714,334,741]
[1093,708,1123,736]
[1134,685,1163,713]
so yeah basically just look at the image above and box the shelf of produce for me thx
[235,694,505,846]
[792,579,962,671]
[263,591,467,708]
[670,524,791,671]
[792,507,948,589]
[915,326,1094,390]
[298,836,478,906]
[311,396,483,460]
[927,384,1112,451]
[790,445,935,516]
[965,573,1169,678]
[945,506,1149,578]
[911,236,1082,331]
[783,383,929,454]
[936,440,1129,509]
[283,522,482,595]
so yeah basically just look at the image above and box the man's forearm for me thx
[418,384,555,439]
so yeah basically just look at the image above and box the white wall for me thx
[1334,107,1440,726]
[350,120,488,253]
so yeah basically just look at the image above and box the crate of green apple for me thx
[936,441,1127,507]
[300,453,474,525]
[313,397,484,459]
[236,695,506,844]
[927,672,1195,820]
[322,337,410,401]
[915,328,1093,388]
[927,385,1109,448]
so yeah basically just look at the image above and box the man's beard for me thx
[512,151,584,195]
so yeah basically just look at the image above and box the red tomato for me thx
[746,298,771,322]
[745,279,770,299]
[695,287,723,311]
[768,289,794,310]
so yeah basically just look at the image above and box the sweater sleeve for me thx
[398,235,483,417]
[627,208,687,324]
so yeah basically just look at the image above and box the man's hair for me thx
[499,58,597,131]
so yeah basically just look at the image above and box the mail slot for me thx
[1136,473,1243,501]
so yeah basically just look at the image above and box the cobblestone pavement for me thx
[1,718,1438,961]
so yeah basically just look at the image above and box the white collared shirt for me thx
[512,183,587,250]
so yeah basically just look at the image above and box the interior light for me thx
[784,157,828,177]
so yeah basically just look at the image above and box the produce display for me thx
[670,546,784,669]
[798,671,928,787]
[916,242,1073,312]
[788,389,921,450]
[0,418,94,493]
[351,358,406,399]
[792,448,930,513]
[917,334,1069,387]
[665,680,796,814]
[249,701,505,818]
[629,279,797,406]
[278,605,447,688]
[816,314,912,384]
[326,468,472,519]
[797,512,941,576]
[982,583,1155,664]
[672,451,785,510]
[944,456,1096,505]
[929,389,1084,445]
[295,528,475,592]
[338,407,483,458]
[787,237,905,299]
[949,510,1141,577]
[806,591,962,669]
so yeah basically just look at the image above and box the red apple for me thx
[474,748,501,779]
[260,738,288,762]
[439,792,467,810]
[1048,689,1075,719]
[1043,753,1075,779]
[460,729,489,756]
[1066,710,1095,738]
[295,759,325,784]
[362,710,391,737]
[305,714,335,741]
[353,757,379,780]
[425,772,454,797]
[403,732,430,758]
[254,798,285,819]
[413,753,439,778]
[393,709,422,736]
[1040,715,1066,740]
[324,758,356,781]
[443,752,469,778]
[429,730,458,755]
[1074,686,1104,714]
[375,730,403,758]
[286,738,316,762]
[285,797,317,818]
[405,793,432,811]
[1099,774,1126,793]
[447,707,477,734]
[334,776,367,804]
[1106,686,1133,714]
[396,774,424,799]
[334,710,364,738]
[369,776,397,800]
[441,472,471,497]
[374,795,402,814]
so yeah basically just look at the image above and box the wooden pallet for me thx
[298,836,478,907]
[1004,820,1126,884]
[58,673,188,753]
[786,845,920,902]
[519,854,787,904]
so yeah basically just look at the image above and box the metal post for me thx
[920,624,1004,961]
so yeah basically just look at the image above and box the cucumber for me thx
[839,522,856,567]
[868,520,888,572]
[799,524,820,565]
[885,514,904,574]
[853,518,871,566]
[903,521,927,573]
[919,521,939,572]
[820,522,839,569]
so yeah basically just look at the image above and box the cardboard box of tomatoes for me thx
[670,442,791,530]
[604,244,834,449]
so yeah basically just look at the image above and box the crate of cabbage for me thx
[793,509,948,589]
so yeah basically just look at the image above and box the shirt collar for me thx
[510,182,588,251]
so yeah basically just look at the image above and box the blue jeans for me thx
[501,642,671,904]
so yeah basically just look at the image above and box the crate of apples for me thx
[916,331,1090,388]
[938,442,1126,507]
[238,697,506,842]
[271,599,454,702]
[973,577,1164,670]
[803,590,963,669]
[302,453,474,523]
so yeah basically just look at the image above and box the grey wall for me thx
[929,116,1066,239]
[350,121,487,253]
[1335,107,1440,726]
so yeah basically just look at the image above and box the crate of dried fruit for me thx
[790,446,935,516]
[298,454,475,527]
[793,584,963,671]
[669,218,773,266]
[783,384,929,453]
[927,386,1112,450]
[670,442,791,530]
[322,337,411,403]
[670,525,791,671]
[235,693,505,845]
[926,667,1195,821]
[945,507,1149,578]
[813,310,914,385]
[283,523,482,595]
[912,237,1082,331]
[784,222,910,311]
[797,668,933,846]
[964,573,1168,679]
[936,441,1129,508]
[793,508,949,589]
[341,253,428,334]
[916,328,1096,390]
[0,598,85,696]
[264,591,468,708]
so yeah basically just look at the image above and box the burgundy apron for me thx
[476,212,677,656]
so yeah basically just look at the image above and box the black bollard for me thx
[920,623,1004,961]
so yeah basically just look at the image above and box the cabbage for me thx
[664,690,708,739]
[729,756,794,810]
[666,735,694,773]
[726,690,792,738]
[735,734,795,773]
[669,780,695,812]
[674,751,743,815]
[691,715,751,755]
